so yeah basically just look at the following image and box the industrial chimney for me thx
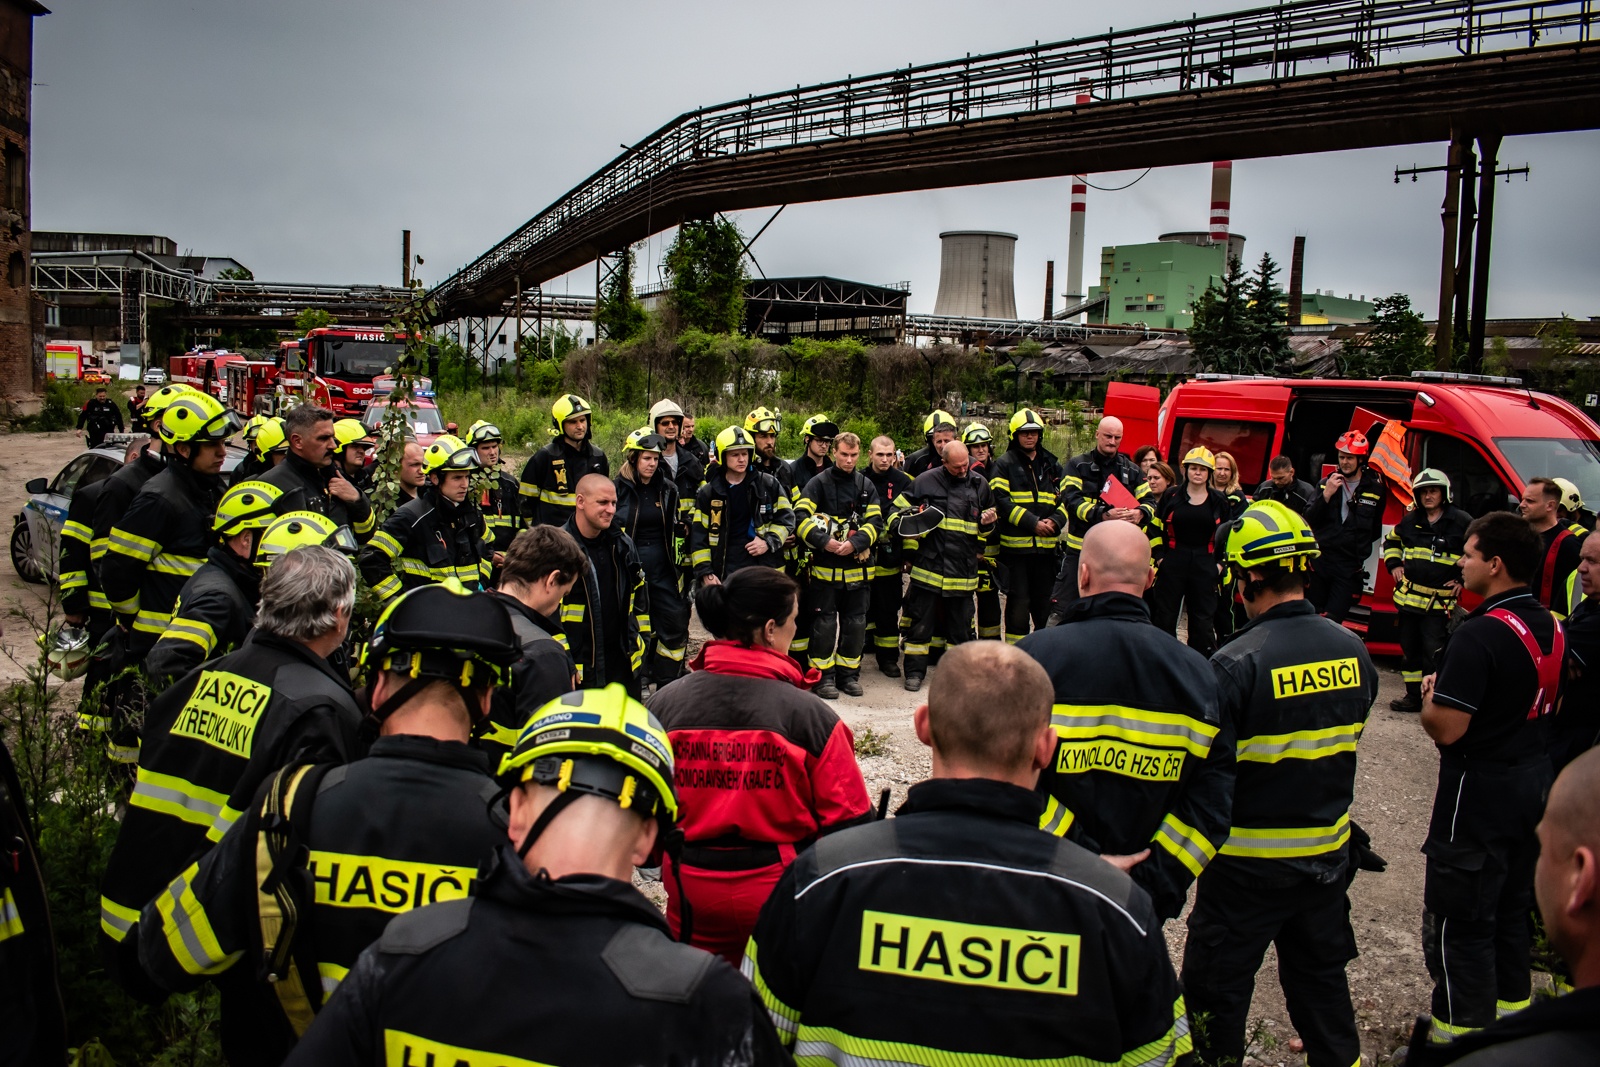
[934,231,1018,319]
[1064,81,1092,321]
[1209,161,1232,246]
[1288,235,1306,326]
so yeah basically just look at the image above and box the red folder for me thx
[1100,476,1140,510]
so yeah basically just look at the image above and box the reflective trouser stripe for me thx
[1220,813,1351,858]
[101,896,141,942]
[1430,1016,1479,1044]
[1496,998,1530,1018]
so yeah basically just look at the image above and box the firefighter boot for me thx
[814,670,840,701]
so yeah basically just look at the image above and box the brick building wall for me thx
[0,1,48,401]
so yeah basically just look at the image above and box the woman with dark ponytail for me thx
[649,567,872,963]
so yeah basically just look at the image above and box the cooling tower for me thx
[934,231,1018,319]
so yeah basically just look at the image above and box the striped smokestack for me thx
[1064,81,1091,321]
[1209,160,1232,245]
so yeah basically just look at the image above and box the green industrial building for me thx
[1086,232,1373,329]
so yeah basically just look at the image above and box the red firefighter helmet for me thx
[1334,431,1370,457]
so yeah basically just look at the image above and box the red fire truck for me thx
[1104,371,1600,652]
[169,349,246,401]
[298,327,408,417]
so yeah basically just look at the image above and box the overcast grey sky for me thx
[30,0,1599,319]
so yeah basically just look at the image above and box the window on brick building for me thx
[8,252,23,290]
[4,145,22,214]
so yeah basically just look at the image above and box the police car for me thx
[10,440,246,584]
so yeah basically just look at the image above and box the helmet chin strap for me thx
[515,790,581,860]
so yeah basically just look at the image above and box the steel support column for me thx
[1433,136,1466,368]
[1467,132,1503,369]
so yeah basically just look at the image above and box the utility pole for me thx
[1397,147,1529,371]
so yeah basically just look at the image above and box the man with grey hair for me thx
[100,546,365,995]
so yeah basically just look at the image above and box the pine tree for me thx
[1189,256,1251,374]
[1244,253,1292,375]
[1340,293,1429,379]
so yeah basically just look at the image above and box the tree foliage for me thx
[294,307,335,334]
[1338,293,1431,379]
[596,245,647,343]
[663,217,749,334]
[1190,254,1293,376]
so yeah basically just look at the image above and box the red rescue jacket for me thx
[649,641,872,849]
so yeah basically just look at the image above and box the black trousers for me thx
[1213,578,1240,644]
[1421,756,1552,1042]
[636,540,688,686]
[976,559,1003,640]
[1398,609,1450,690]
[1049,550,1081,621]
[1309,558,1365,624]
[790,571,818,668]
[867,573,903,668]
[808,583,870,682]
[1149,545,1220,656]
[1002,553,1056,643]
[1182,860,1361,1067]
[902,586,973,676]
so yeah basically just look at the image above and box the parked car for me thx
[81,370,112,385]
[11,441,246,584]
[361,396,445,447]
[143,367,168,386]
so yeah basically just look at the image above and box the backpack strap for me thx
[1540,527,1573,610]
[1485,608,1566,721]
[253,761,335,1036]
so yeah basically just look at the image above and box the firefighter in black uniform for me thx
[1,733,68,1065]
[257,404,377,543]
[360,434,492,602]
[1416,511,1563,1046]
[145,479,281,684]
[1383,468,1473,713]
[76,385,123,447]
[130,582,519,1066]
[1305,429,1386,623]
[1020,519,1233,921]
[59,440,135,736]
[863,434,913,676]
[1254,455,1317,514]
[1052,415,1151,619]
[689,426,795,586]
[100,391,237,763]
[903,409,957,478]
[284,686,785,1067]
[1181,499,1378,1067]
[477,525,582,765]
[901,441,996,692]
[963,422,1004,641]
[126,383,150,433]
[1554,533,1600,770]
[466,419,520,572]
[331,416,375,500]
[614,429,687,687]
[519,393,608,527]
[796,431,883,698]
[746,640,1191,1065]
[780,414,836,665]
[560,474,650,697]
[99,545,363,983]
[647,399,704,548]
[743,406,784,478]
[989,407,1064,644]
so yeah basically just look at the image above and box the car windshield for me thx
[1494,437,1600,505]
[364,404,443,436]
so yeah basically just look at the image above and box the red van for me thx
[1105,371,1600,653]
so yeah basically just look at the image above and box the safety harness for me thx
[253,761,335,1035]
[1485,608,1566,721]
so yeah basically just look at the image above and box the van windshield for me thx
[1494,437,1600,505]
